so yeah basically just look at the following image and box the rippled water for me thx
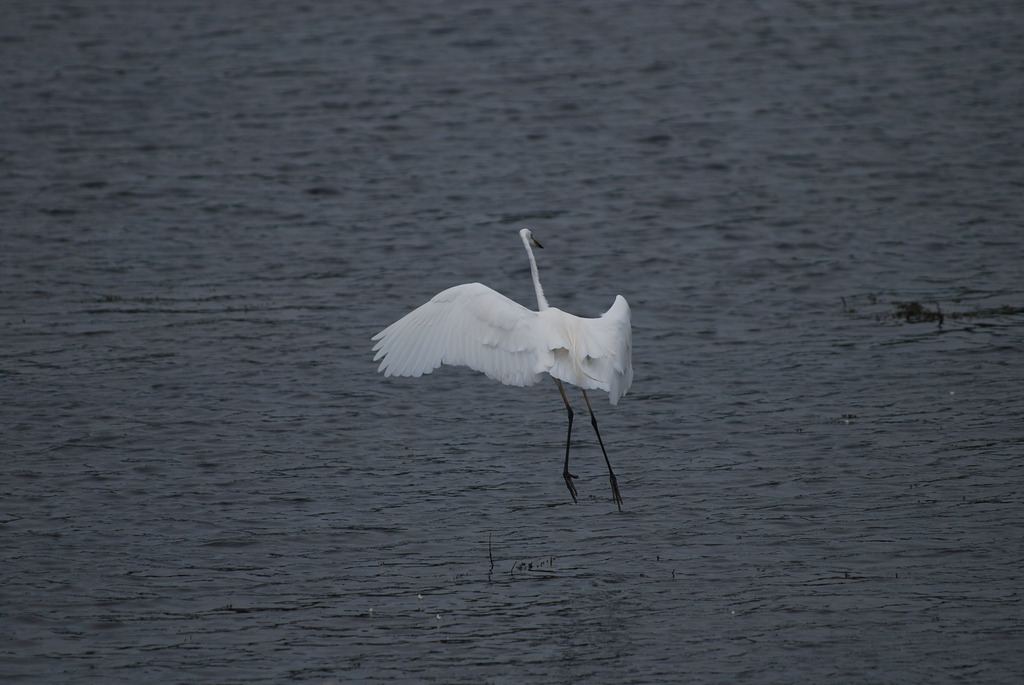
[3,0,1022,682]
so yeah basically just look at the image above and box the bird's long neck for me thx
[524,237,549,311]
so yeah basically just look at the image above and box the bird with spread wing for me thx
[372,228,632,510]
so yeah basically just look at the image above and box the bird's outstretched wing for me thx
[372,283,546,387]
[543,295,633,404]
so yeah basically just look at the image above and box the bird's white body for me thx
[371,228,632,508]
[372,282,632,403]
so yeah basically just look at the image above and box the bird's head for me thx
[519,227,543,249]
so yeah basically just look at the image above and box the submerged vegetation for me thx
[842,296,1024,327]
[889,301,1024,325]
[892,301,945,324]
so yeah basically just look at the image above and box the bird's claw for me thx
[563,470,579,503]
[608,474,623,512]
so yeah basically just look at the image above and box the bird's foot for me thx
[563,470,579,504]
[608,473,623,512]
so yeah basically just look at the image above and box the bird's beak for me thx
[532,236,544,249]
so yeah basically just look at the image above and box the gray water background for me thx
[2,0,1022,682]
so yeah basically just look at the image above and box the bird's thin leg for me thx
[554,378,578,504]
[582,389,623,511]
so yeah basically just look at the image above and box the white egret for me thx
[371,228,632,510]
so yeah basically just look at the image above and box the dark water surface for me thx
[3,1,1022,682]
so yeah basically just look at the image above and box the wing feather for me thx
[372,283,546,387]
[542,295,633,404]
[373,284,633,403]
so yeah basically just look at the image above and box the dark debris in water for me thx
[892,301,945,324]
[889,301,1024,325]
[842,296,1024,327]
